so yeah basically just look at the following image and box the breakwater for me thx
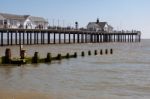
[0,29,141,46]
[0,48,113,65]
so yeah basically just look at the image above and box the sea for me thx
[0,39,150,99]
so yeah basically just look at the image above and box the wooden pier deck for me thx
[0,28,141,46]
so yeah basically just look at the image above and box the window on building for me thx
[0,20,3,25]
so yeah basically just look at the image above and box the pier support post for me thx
[64,33,66,44]
[7,32,9,45]
[69,33,71,43]
[1,32,3,46]
[11,32,13,45]
[54,33,56,44]
[30,32,32,45]
[59,33,61,44]
[77,33,80,43]
[19,32,21,45]
[73,33,75,43]
[48,32,50,44]
[27,32,29,45]
[37,32,39,44]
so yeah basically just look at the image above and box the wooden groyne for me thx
[0,48,114,65]
[0,29,141,46]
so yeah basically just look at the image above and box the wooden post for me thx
[27,32,29,45]
[48,32,50,44]
[34,32,36,44]
[81,51,85,57]
[37,32,39,44]
[139,34,141,42]
[41,32,43,44]
[88,50,91,55]
[54,32,56,44]
[73,33,75,43]
[11,32,13,45]
[43,32,45,44]
[85,33,87,43]
[19,32,21,45]
[1,32,3,46]
[33,52,39,63]
[100,49,103,55]
[81,33,84,43]
[23,32,25,45]
[30,32,32,45]
[59,33,61,44]
[77,33,80,43]
[69,33,71,43]
[7,32,9,45]
[15,32,18,45]
[46,53,51,62]
[20,50,26,59]
[5,48,11,63]
[110,49,113,54]
[64,33,66,43]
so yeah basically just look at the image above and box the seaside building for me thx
[87,19,113,32]
[0,13,48,29]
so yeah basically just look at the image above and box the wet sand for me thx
[0,91,60,99]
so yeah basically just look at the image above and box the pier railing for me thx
[0,28,141,46]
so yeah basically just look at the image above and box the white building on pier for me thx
[87,19,113,32]
[0,13,48,29]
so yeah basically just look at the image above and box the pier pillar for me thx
[7,32,9,45]
[43,32,45,44]
[128,35,130,42]
[30,32,32,45]
[73,33,75,43]
[77,33,80,43]
[19,32,21,45]
[69,33,71,43]
[23,32,25,45]
[41,32,43,44]
[54,32,56,44]
[85,33,88,43]
[131,34,134,42]
[15,32,18,45]
[34,32,36,44]
[100,34,102,42]
[11,32,13,45]
[59,33,61,44]
[94,34,97,43]
[64,33,66,43]
[1,32,3,46]
[48,32,50,44]
[139,34,141,42]
[114,34,116,42]
[27,32,29,45]
[81,33,84,43]
[37,32,39,44]
[124,34,127,42]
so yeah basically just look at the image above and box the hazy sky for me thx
[0,0,150,38]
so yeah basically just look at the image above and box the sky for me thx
[0,0,150,38]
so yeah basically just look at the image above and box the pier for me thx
[0,28,141,46]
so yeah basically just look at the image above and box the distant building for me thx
[0,13,48,29]
[87,19,113,32]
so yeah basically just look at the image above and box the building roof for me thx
[29,16,48,23]
[88,22,107,29]
[0,13,48,23]
[0,15,5,20]
[0,13,27,20]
